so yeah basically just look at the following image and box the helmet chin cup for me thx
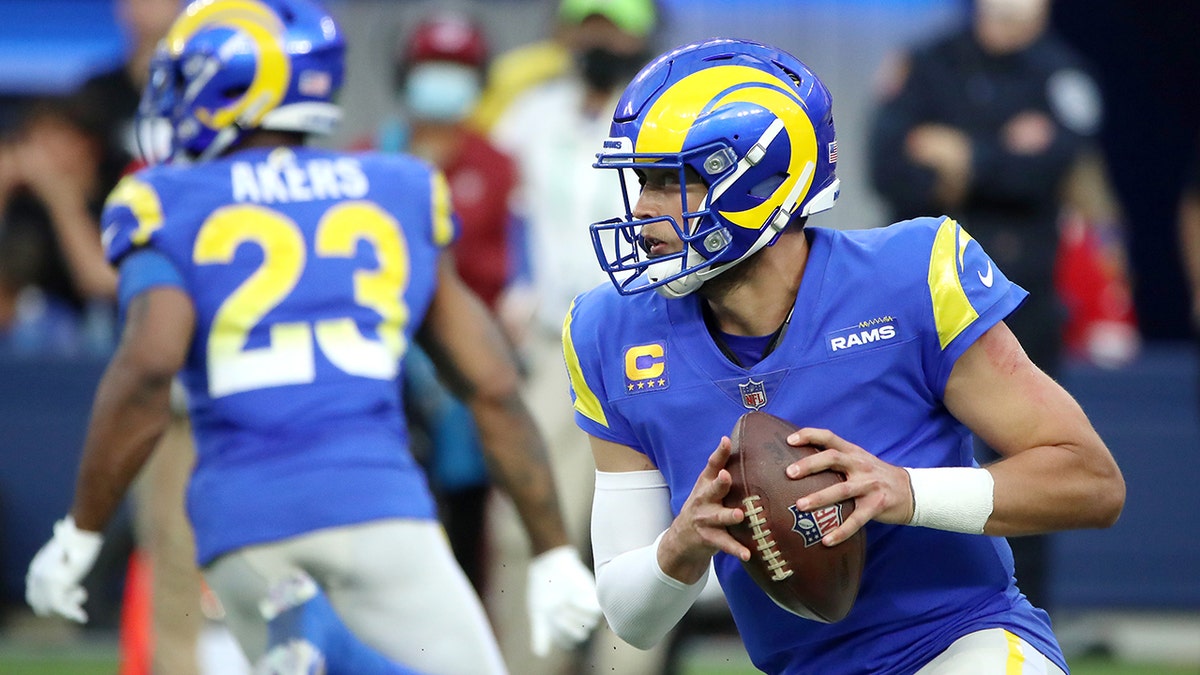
[647,256,705,299]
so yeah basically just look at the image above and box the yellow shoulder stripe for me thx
[928,217,979,349]
[430,171,455,247]
[562,300,608,427]
[106,175,164,247]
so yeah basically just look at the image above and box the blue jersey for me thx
[102,147,457,564]
[564,218,1066,675]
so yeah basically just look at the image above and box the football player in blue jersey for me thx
[23,1,600,673]
[565,38,1125,674]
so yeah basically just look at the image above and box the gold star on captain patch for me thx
[627,384,635,391]
[637,382,645,389]
[658,378,666,386]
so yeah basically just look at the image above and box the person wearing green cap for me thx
[470,0,657,133]
[558,0,657,40]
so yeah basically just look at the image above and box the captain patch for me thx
[623,342,669,394]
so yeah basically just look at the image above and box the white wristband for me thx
[904,467,995,534]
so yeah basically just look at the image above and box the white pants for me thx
[204,518,506,675]
[916,628,1068,675]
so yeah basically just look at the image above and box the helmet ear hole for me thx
[749,173,786,200]
[775,63,804,88]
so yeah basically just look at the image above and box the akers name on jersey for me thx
[231,148,369,204]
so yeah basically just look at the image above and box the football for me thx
[723,411,865,623]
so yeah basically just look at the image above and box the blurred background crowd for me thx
[0,0,1196,673]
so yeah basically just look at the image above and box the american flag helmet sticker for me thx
[828,140,838,164]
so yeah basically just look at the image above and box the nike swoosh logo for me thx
[977,261,994,288]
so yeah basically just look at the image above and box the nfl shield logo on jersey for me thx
[739,379,767,410]
[789,503,844,548]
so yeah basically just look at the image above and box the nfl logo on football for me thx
[739,379,767,410]
[789,503,844,548]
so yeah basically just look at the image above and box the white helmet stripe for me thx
[707,117,785,205]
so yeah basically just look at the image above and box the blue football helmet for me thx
[138,0,345,164]
[591,38,839,297]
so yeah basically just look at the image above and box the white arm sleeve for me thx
[591,470,709,649]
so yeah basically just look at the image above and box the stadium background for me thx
[0,0,1196,672]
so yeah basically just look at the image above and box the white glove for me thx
[26,516,104,623]
[527,545,603,657]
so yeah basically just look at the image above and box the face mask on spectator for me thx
[578,47,647,92]
[403,62,481,123]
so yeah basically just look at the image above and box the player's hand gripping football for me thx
[658,438,751,584]
[527,545,602,656]
[26,516,104,623]
[784,428,915,546]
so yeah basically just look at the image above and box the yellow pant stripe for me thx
[1004,629,1026,675]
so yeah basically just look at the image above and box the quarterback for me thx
[567,38,1124,674]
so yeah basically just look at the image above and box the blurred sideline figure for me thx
[484,1,674,674]
[361,10,522,593]
[0,99,115,356]
[1054,150,1139,370]
[470,0,657,137]
[868,0,1109,613]
[4,2,179,660]
[25,1,599,673]
[0,201,82,354]
[0,94,128,628]
[468,2,575,134]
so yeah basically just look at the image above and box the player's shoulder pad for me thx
[842,215,1013,348]
[918,215,1018,350]
[564,281,656,348]
[102,169,168,266]
[831,216,943,284]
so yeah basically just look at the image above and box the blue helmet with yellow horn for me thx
[138,0,345,164]
[591,38,839,297]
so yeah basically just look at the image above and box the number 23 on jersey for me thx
[194,201,411,398]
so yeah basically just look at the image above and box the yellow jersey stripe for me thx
[430,171,455,247]
[562,301,608,427]
[1004,629,1026,674]
[106,176,165,247]
[928,217,979,349]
